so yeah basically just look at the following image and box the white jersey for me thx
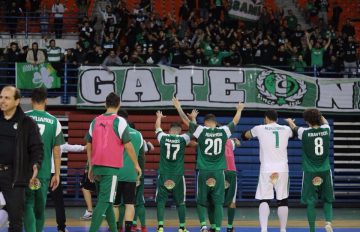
[251,122,293,173]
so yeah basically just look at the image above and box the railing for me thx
[0,62,358,104]
[0,12,83,38]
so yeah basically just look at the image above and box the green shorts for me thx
[301,170,335,205]
[197,170,225,206]
[224,171,237,206]
[156,174,185,205]
[135,177,145,206]
[95,174,118,203]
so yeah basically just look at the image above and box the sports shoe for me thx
[200,226,208,232]
[131,225,137,232]
[226,228,234,232]
[80,210,92,220]
[325,222,333,232]
[58,229,69,232]
[118,227,123,232]
[178,228,189,232]
[141,226,148,232]
[157,227,164,232]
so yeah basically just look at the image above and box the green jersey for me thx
[189,121,234,170]
[157,129,190,175]
[311,48,325,67]
[26,110,65,179]
[118,127,144,182]
[298,124,331,172]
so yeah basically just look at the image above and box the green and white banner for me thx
[16,62,61,89]
[77,65,360,113]
[228,0,264,21]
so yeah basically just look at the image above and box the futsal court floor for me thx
[33,206,360,232]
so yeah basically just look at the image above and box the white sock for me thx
[277,206,288,231]
[259,202,270,232]
[0,210,8,228]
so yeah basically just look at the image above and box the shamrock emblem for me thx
[32,66,54,88]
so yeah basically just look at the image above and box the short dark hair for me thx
[117,109,128,119]
[105,92,120,108]
[31,87,47,103]
[264,109,278,121]
[170,122,182,130]
[204,114,217,122]
[303,108,321,126]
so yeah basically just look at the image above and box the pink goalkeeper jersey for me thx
[225,139,236,171]
[92,114,125,168]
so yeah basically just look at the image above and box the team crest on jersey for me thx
[164,180,175,190]
[270,172,279,184]
[256,70,307,106]
[206,178,216,187]
[13,122,18,130]
[312,176,323,186]
[225,180,230,189]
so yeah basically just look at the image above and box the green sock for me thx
[207,204,215,226]
[178,204,186,225]
[117,205,125,229]
[306,203,316,232]
[323,202,333,222]
[89,202,112,232]
[197,204,207,226]
[214,204,223,230]
[158,221,164,228]
[136,204,146,226]
[227,207,235,227]
[157,203,165,225]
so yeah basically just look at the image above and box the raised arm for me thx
[155,110,166,131]
[305,32,312,50]
[172,97,191,127]
[187,109,199,124]
[232,102,245,125]
[320,115,329,125]
[285,118,297,130]
[324,37,331,51]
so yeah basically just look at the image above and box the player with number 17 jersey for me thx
[157,132,190,175]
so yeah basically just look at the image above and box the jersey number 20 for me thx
[204,138,222,155]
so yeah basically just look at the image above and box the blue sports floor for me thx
[40,226,359,232]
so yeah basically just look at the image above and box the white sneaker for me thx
[325,222,333,232]
[80,210,92,220]
[200,226,208,232]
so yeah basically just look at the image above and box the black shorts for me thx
[114,181,136,205]
[80,170,96,192]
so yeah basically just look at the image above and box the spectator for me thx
[39,3,50,39]
[143,45,159,64]
[4,42,22,63]
[223,43,241,66]
[47,39,64,75]
[305,0,318,26]
[257,7,271,33]
[274,43,291,67]
[19,46,29,62]
[256,38,276,66]
[292,54,307,72]
[86,45,107,65]
[208,45,232,66]
[102,49,122,68]
[341,19,355,37]
[52,0,65,39]
[315,0,329,24]
[240,42,255,65]
[72,42,87,65]
[285,10,298,33]
[342,36,358,77]
[324,55,342,77]
[331,1,342,30]
[305,32,331,70]
[80,21,95,45]
[292,24,305,48]
[6,1,22,39]
[26,42,46,65]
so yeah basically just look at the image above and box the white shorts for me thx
[255,172,289,200]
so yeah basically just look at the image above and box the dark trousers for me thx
[49,174,66,230]
[0,168,25,232]
[54,17,63,38]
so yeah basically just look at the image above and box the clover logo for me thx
[32,66,54,88]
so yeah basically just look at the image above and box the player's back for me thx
[299,124,331,172]
[196,126,229,171]
[251,123,292,173]
[158,132,189,175]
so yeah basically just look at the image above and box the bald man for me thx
[0,86,43,232]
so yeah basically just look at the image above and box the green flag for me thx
[16,62,61,89]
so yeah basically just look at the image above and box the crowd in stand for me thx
[0,0,359,77]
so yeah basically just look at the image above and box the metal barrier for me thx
[0,62,358,104]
